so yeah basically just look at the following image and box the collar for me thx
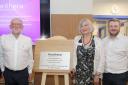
[108,33,123,39]
[10,33,22,40]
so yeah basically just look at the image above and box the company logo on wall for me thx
[0,0,40,43]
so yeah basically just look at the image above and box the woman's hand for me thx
[69,68,76,79]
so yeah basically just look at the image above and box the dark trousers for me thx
[3,67,29,85]
[103,71,128,85]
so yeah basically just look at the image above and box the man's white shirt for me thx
[0,34,34,74]
[98,34,128,74]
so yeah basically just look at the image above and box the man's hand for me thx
[0,74,3,80]
[0,74,2,79]
[28,74,32,81]
[94,75,100,85]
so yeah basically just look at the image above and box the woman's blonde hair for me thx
[79,18,94,33]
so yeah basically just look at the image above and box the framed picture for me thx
[99,26,106,39]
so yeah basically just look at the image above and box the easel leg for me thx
[54,75,59,85]
[41,73,47,85]
[64,74,69,85]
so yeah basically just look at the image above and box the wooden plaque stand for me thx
[34,37,74,85]
[41,72,69,85]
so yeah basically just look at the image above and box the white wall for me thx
[94,0,128,15]
[51,0,128,15]
[51,0,93,14]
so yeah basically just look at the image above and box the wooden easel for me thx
[41,72,69,85]
[34,36,74,85]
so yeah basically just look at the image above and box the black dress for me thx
[75,37,95,85]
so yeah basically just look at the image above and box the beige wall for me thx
[51,14,93,39]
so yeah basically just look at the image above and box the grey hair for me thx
[79,18,94,33]
[10,18,23,24]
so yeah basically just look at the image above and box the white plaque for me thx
[39,52,70,70]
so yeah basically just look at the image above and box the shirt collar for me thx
[108,33,123,39]
[10,33,22,40]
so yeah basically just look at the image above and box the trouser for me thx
[3,67,29,85]
[103,71,128,85]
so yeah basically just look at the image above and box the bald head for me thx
[10,18,23,24]
[10,18,24,37]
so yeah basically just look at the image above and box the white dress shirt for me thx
[72,35,102,74]
[98,34,128,74]
[0,34,34,74]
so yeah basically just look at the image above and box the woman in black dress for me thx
[70,18,102,85]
